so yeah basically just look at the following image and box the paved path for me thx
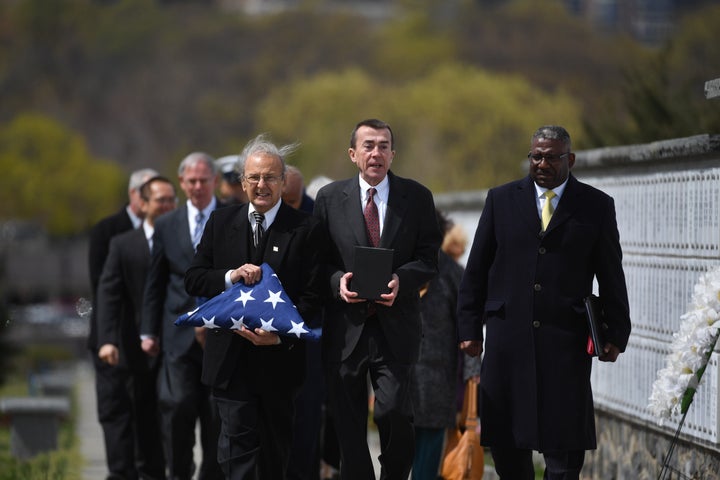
[75,360,384,479]
[76,360,109,480]
[75,361,499,478]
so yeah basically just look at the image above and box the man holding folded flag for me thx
[184,134,327,479]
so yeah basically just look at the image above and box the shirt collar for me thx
[187,197,217,219]
[534,178,568,200]
[359,175,389,203]
[126,206,143,229]
[248,199,282,228]
[142,222,154,246]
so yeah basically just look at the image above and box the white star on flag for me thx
[264,290,285,309]
[236,289,255,307]
[288,320,309,338]
[230,317,246,330]
[260,318,278,332]
[202,316,220,329]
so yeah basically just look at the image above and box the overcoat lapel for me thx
[544,174,581,234]
[515,176,543,234]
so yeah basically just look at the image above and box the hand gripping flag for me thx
[175,263,321,341]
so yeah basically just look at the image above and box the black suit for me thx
[96,227,166,479]
[313,171,442,479]
[185,202,326,479]
[141,202,224,480]
[457,174,631,478]
[89,206,135,350]
[87,205,139,478]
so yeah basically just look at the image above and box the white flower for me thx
[648,266,720,423]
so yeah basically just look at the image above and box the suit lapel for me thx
[172,205,195,263]
[128,228,150,261]
[228,204,252,265]
[341,180,369,246]
[262,204,296,269]
[381,172,406,248]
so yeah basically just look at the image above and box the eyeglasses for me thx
[243,174,283,185]
[528,152,569,164]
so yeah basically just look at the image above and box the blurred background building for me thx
[215,0,689,46]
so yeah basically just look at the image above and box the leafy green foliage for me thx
[0,114,125,236]
[0,0,716,229]
[591,4,720,145]
[257,64,583,190]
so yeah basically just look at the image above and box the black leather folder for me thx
[351,246,394,300]
[584,294,607,357]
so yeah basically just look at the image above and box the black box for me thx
[351,246,394,300]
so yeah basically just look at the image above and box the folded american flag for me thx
[176,263,321,341]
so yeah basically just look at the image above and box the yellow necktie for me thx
[541,190,556,231]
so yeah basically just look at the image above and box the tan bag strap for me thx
[462,378,478,429]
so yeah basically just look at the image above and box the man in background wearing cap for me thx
[216,155,248,205]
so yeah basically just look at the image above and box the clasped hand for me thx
[339,271,399,307]
[231,263,262,285]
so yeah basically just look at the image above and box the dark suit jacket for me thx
[457,174,632,451]
[313,171,442,364]
[96,228,153,371]
[185,202,326,392]
[141,201,221,358]
[88,206,134,350]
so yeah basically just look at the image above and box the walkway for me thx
[75,360,386,479]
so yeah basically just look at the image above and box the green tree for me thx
[450,0,650,149]
[390,64,584,192]
[256,64,584,192]
[594,4,720,145]
[0,113,125,236]
[369,11,458,81]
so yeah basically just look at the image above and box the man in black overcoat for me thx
[457,125,632,480]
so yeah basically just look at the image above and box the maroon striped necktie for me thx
[364,187,380,247]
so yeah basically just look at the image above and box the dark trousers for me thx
[93,353,166,480]
[326,316,414,480]
[490,447,585,480]
[213,377,295,479]
[158,343,223,480]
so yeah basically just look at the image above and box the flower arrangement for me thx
[648,266,720,422]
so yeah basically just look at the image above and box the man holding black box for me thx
[457,125,632,479]
[313,118,442,479]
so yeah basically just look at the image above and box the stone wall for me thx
[585,410,720,479]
